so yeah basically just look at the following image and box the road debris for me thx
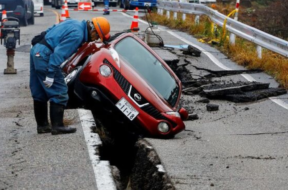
[206,104,219,111]
[164,44,201,57]
[154,47,286,104]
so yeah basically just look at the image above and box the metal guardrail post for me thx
[182,13,186,21]
[229,0,240,45]
[157,0,288,58]
[257,45,262,59]
[195,15,200,25]
[166,10,170,19]
[173,12,177,20]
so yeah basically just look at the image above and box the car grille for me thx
[104,59,130,94]
[103,59,177,127]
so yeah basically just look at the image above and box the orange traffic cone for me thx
[60,5,66,22]
[64,0,70,18]
[0,10,8,37]
[130,7,139,32]
[1,10,7,22]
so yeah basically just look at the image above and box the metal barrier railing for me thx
[157,1,288,58]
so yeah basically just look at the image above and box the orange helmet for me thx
[92,17,110,41]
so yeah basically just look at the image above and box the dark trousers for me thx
[30,44,68,106]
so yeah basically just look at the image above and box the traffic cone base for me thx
[60,5,66,22]
[130,7,139,32]
[64,0,70,18]
[1,10,8,37]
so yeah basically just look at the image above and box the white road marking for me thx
[122,12,288,110]
[78,109,117,190]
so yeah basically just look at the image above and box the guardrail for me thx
[157,1,288,58]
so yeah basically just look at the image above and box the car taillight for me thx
[14,12,21,15]
[41,7,43,11]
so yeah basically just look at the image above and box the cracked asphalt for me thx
[1,5,288,190]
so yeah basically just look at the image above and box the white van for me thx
[33,0,44,16]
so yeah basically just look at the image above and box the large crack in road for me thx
[88,46,287,190]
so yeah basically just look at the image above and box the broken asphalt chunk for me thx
[207,104,219,111]
[187,114,199,120]
[152,48,179,65]
[202,81,270,98]
[225,88,287,102]
[182,87,203,94]
[195,98,210,103]
[164,44,201,57]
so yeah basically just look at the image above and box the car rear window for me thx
[115,37,180,107]
[0,0,24,10]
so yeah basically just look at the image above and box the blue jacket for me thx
[45,19,88,78]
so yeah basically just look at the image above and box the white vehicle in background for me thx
[189,0,216,3]
[33,0,44,16]
[52,0,94,9]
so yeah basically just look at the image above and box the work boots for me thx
[50,103,77,135]
[34,100,51,134]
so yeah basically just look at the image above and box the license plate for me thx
[144,2,151,6]
[116,98,139,121]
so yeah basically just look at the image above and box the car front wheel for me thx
[28,6,35,25]
[22,12,28,26]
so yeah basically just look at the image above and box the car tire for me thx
[40,13,44,16]
[28,14,35,25]
[28,6,35,25]
[22,13,28,26]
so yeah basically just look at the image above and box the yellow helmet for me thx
[92,17,110,41]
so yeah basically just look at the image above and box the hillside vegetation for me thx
[146,0,288,88]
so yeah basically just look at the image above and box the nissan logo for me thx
[134,93,142,102]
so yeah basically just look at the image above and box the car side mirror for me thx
[178,107,189,121]
[102,33,110,45]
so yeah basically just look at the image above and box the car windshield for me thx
[114,37,179,107]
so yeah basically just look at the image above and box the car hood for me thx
[110,35,181,112]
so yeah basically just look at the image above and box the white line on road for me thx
[122,12,288,110]
[78,109,117,190]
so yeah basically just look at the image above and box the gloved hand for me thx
[43,77,54,88]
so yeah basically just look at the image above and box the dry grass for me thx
[145,11,288,89]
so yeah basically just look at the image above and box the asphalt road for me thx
[1,5,288,190]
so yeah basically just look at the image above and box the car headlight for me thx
[166,111,180,118]
[158,122,170,133]
[100,65,112,77]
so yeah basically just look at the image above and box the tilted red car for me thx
[62,33,188,138]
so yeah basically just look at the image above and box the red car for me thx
[62,33,188,138]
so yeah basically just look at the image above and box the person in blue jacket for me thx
[103,0,110,15]
[30,17,110,135]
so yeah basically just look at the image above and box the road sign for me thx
[78,2,92,10]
